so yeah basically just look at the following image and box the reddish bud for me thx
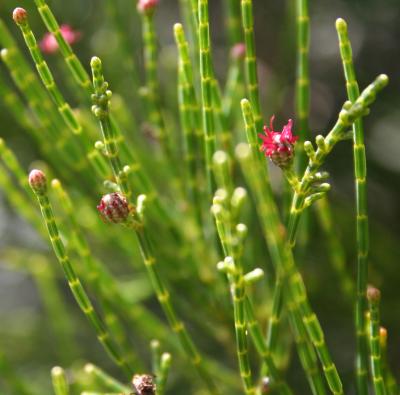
[28,169,47,195]
[367,286,381,302]
[97,192,130,224]
[40,25,81,54]
[259,116,299,168]
[12,7,27,25]
[137,0,159,14]
[231,43,246,60]
[132,374,156,395]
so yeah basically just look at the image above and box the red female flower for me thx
[258,116,299,168]
[40,25,81,54]
[137,0,159,14]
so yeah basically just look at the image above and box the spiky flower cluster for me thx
[259,116,299,168]
[97,192,130,224]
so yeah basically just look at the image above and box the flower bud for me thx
[231,43,246,60]
[28,169,47,195]
[97,192,130,223]
[137,0,159,14]
[367,286,381,302]
[132,374,156,395]
[12,7,27,25]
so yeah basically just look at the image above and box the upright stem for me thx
[241,0,262,131]
[198,0,217,195]
[336,19,369,395]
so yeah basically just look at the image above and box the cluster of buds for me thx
[40,24,81,54]
[259,116,299,168]
[97,192,131,224]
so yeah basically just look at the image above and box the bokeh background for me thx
[0,0,399,394]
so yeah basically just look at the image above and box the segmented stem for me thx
[30,181,133,377]
[336,19,369,395]
[287,75,388,246]
[367,288,387,395]
[295,0,310,171]
[241,0,262,130]
[198,0,217,195]
[379,328,398,395]
[140,10,170,156]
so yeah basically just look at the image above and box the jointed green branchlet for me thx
[150,340,172,395]
[379,328,398,395]
[287,74,388,247]
[367,287,387,395]
[51,366,69,395]
[224,0,243,45]
[139,4,171,157]
[198,0,217,195]
[240,0,262,130]
[336,19,370,395]
[28,170,133,377]
[295,0,310,171]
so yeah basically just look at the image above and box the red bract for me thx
[40,25,81,54]
[258,116,299,168]
[97,192,130,224]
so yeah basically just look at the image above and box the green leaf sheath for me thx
[241,0,262,131]
[336,18,369,395]
[51,367,69,395]
[30,189,133,377]
[295,0,310,171]
[367,290,387,395]
[198,0,217,195]
[287,74,388,247]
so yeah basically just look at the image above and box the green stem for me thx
[367,288,387,395]
[30,180,133,378]
[198,0,217,196]
[84,364,131,394]
[336,19,369,395]
[51,366,69,395]
[241,0,262,131]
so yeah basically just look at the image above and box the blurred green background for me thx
[0,0,399,394]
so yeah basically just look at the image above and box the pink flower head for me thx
[137,0,159,14]
[40,25,81,54]
[258,116,299,168]
[97,192,130,224]
[231,43,246,60]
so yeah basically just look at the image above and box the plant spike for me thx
[379,328,398,395]
[367,287,387,395]
[241,0,263,130]
[198,0,217,195]
[28,169,133,378]
[51,366,69,395]
[335,18,370,395]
